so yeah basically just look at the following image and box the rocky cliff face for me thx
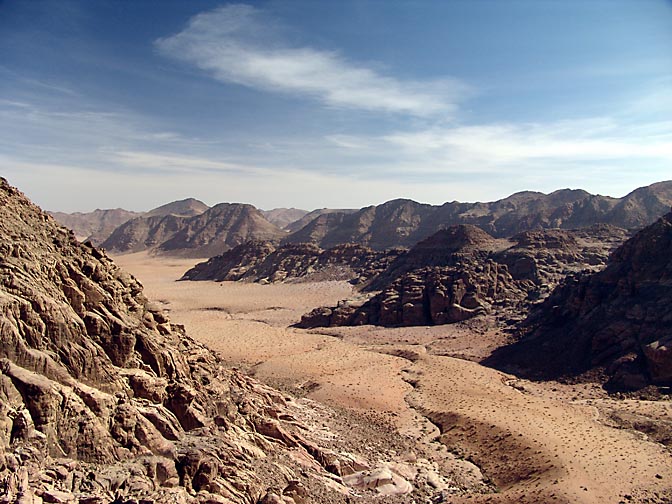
[298,225,627,329]
[299,263,527,328]
[486,209,672,391]
[297,227,525,328]
[493,225,630,296]
[0,178,401,503]
[182,241,403,285]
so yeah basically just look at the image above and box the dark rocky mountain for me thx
[102,203,285,257]
[299,263,527,329]
[49,208,142,244]
[298,224,628,329]
[101,214,188,253]
[144,197,209,218]
[285,182,672,250]
[299,199,438,250]
[182,241,403,285]
[485,209,672,391]
[0,178,422,502]
[493,225,630,296]
[298,226,526,328]
[156,203,286,258]
[182,240,279,282]
[260,207,309,229]
[283,211,352,246]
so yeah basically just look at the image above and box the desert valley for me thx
[3,2,671,503]
[1,177,671,503]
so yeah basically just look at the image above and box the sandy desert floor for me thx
[115,252,672,504]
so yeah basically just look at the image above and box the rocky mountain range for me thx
[283,208,359,234]
[51,181,672,260]
[287,181,672,250]
[49,198,209,246]
[2,178,445,502]
[102,203,287,258]
[486,208,672,391]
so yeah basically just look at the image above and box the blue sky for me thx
[1,0,671,212]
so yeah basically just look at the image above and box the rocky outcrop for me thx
[494,225,630,296]
[486,209,672,391]
[298,224,628,329]
[103,203,285,258]
[0,178,404,503]
[181,240,278,281]
[299,263,527,328]
[182,242,403,285]
[298,226,524,328]
[285,182,671,250]
[365,225,504,291]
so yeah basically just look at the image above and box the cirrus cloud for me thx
[155,4,467,117]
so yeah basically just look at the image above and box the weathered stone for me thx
[0,178,389,503]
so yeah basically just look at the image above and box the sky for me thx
[1,0,671,212]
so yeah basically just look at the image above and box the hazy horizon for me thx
[41,179,671,215]
[2,0,671,212]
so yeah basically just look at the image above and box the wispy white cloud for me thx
[111,150,268,176]
[155,4,467,117]
[324,117,672,175]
